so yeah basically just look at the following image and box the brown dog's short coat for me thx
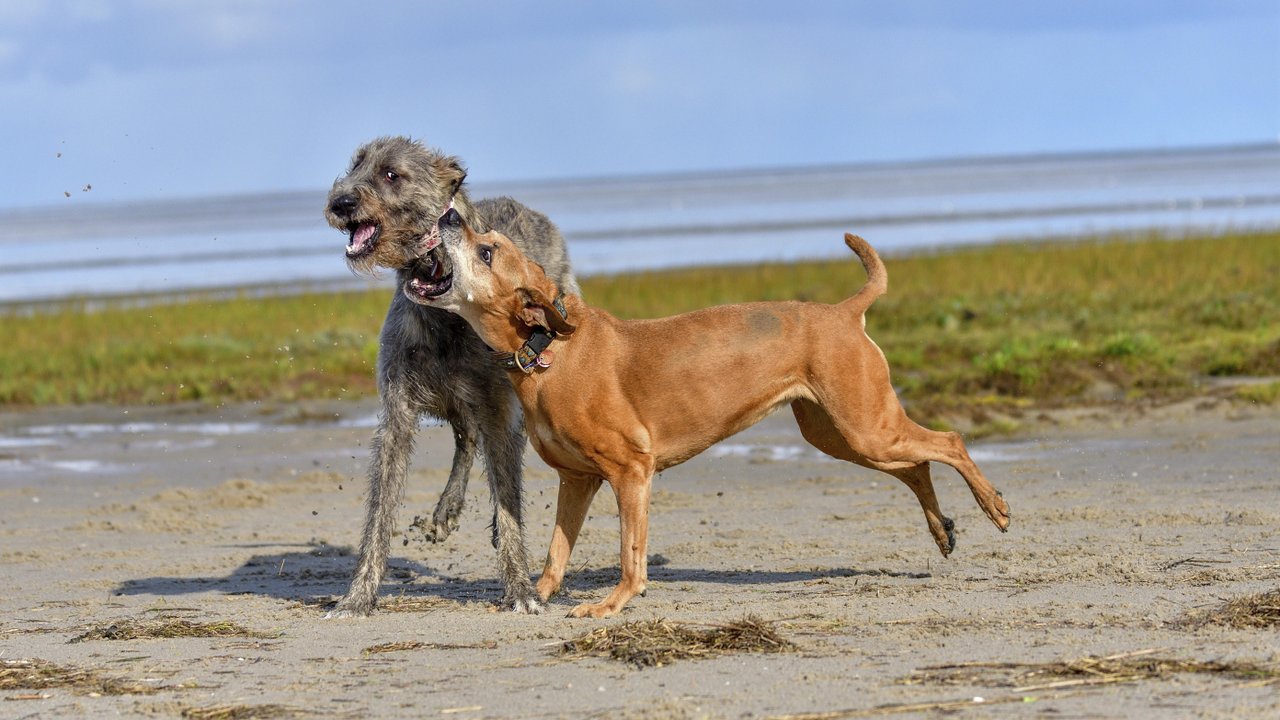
[409,210,1010,617]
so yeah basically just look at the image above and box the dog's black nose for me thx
[440,208,462,228]
[329,193,358,216]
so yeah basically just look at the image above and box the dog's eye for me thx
[479,246,493,266]
[384,170,398,183]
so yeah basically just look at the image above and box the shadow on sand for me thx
[114,542,931,610]
[114,542,445,605]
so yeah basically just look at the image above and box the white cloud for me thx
[66,0,113,22]
[0,0,114,24]
[0,1,43,24]
[134,0,295,49]
[0,1,1275,208]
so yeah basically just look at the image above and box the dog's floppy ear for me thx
[449,165,467,197]
[516,287,575,336]
[442,156,467,197]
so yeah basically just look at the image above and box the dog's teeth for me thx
[351,223,376,248]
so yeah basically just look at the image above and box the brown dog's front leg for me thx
[569,474,651,618]
[536,472,601,602]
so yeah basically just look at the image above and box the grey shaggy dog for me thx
[323,136,579,616]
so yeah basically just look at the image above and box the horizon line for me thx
[2,139,1277,218]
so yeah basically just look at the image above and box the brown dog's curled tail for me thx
[840,233,887,313]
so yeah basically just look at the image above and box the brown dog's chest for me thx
[526,418,598,475]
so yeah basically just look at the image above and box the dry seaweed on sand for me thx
[363,640,498,655]
[1182,588,1280,629]
[301,594,457,614]
[71,618,279,643]
[906,649,1280,691]
[0,658,160,696]
[180,704,301,720]
[377,595,457,613]
[560,615,797,667]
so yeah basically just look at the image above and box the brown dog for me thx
[406,209,1011,617]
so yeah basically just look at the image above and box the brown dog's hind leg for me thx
[931,425,1008,532]
[793,400,954,554]
[799,395,1010,534]
[895,425,1010,533]
[792,398,862,461]
[536,473,602,602]
[887,463,956,556]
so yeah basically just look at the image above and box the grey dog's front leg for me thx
[482,397,542,614]
[327,390,417,618]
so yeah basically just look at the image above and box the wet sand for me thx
[1,398,1277,718]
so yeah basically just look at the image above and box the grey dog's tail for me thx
[840,233,887,314]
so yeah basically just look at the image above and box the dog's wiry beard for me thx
[345,252,381,277]
[344,221,424,277]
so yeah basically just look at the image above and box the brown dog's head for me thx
[403,208,574,345]
[324,136,468,275]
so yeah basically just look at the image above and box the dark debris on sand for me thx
[560,615,797,667]
[1183,588,1280,630]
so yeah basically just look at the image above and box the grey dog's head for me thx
[324,136,468,275]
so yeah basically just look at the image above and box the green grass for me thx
[2,232,1278,429]
[1233,381,1280,406]
[0,291,388,405]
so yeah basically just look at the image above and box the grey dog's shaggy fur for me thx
[323,136,578,616]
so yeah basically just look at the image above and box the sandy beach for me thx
[1,397,1277,718]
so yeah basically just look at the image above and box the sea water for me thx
[0,144,1276,305]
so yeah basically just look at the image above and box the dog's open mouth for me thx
[404,249,453,300]
[346,223,381,258]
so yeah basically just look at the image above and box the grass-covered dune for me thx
[2,232,1277,432]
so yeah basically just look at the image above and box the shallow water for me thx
[1,144,1276,304]
[0,399,1121,489]
[0,403,440,486]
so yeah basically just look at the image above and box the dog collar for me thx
[496,295,568,374]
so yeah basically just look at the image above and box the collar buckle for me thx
[497,293,568,374]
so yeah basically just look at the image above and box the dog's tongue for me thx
[349,223,376,252]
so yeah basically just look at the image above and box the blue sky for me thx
[1,0,1276,210]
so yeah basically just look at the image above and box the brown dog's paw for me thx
[992,490,1011,532]
[535,578,561,602]
[977,489,1011,533]
[928,516,957,557]
[567,601,619,619]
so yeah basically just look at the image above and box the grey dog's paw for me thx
[324,608,366,620]
[325,598,374,619]
[408,509,461,545]
[506,596,544,615]
[417,497,464,544]
[423,516,459,544]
